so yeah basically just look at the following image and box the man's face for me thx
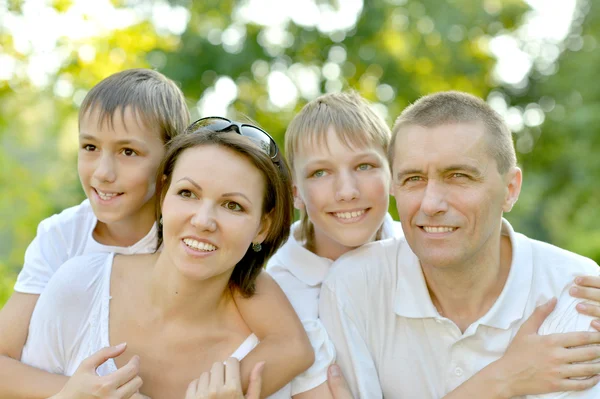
[391,121,521,270]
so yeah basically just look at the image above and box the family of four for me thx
[0,68,599,399]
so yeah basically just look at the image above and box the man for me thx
[319,91,600,398]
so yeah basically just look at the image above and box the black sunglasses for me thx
[185,117,279,160]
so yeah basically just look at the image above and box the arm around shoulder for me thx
[235,271,314,397]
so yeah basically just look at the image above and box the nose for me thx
[420,181,448,217]
[190,202,217,232]
[93,153,117,183]
[334,170,360,202]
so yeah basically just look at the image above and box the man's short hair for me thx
[79,68,190,143]
[390,91,516,173]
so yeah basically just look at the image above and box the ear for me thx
[292,183,305,211]
[502,167,522,213]
[254,211,273,245]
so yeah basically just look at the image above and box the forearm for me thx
[0,355,67,399]
[236,272,313,396]
[240,334,314,397]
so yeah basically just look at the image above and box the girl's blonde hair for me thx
[284,91,391,248]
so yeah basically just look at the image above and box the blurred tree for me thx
[501,0,600,261]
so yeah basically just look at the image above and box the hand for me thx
[185,358,264,399]
[327,364,354,399]
[52,343,143,399]
[571,276,600,330]
[492,298,600,397]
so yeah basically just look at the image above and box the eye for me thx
[121,148,138,157]
[451,173,467,179]
[82,144,96,151]
[178,189,197,199]
[404,176,423,184]
[311,170,327,178]
[357,163,373,171]
[223,200,243,212]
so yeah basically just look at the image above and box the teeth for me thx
[97,190,119,201]
[334,210,366,219]
[423,226,456,233]
[183,238,217,252]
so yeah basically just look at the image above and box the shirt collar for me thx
[277,214,402,286]
[394,218,533,330]
[272,221,333,286]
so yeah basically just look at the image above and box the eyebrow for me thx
[303,151,382,167]
[79,134,148,148]
[396,164,482,179]
[177,177,251,203]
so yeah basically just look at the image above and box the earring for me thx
[252,242,262,252]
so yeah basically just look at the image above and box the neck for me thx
[422,234,513,333]
[94,200,156,247]
[148,251,233,324]
[309,227,376,261]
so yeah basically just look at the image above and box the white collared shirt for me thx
[266,214,403,396]
[319,219,600,399]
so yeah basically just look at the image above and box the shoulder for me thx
[323,237,406,300]
[41,252,113,305]
[35,199,96,243]
[523,233,599,280]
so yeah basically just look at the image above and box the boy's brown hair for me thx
[79,68,190,143]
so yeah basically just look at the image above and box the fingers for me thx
[224,357,242,392]
[560,363,600,379]
[575,276,600,290]
[547,331,600,349]
[245,361,265,399]
[105,355,141,390]
[327,364,354,399]
[185,378,199,399]
[562,344,600,363]
[82,342,128,370]
[516,298,557,336]
[556,374,600,392]
[209,361,225,396]
[115,375,143,398]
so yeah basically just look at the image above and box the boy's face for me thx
[78,106,165,229]
[293,127,391,260]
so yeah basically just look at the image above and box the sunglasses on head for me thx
[185,117,279,160]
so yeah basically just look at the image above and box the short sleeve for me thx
[14,216,72,295]
[319,281,383,399]
[290,319,336,395]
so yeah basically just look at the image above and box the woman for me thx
[21,125,296,399]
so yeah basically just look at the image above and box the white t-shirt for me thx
[319,219,600,399]
[14,199,158,294]
[266,214,403,395]
[21,252,259,376]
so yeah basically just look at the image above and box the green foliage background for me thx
[1,0,598,305]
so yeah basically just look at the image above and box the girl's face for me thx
[292,127,391,260]
[78,106,165,228]
[160,144,269,281]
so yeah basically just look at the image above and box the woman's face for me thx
[292,127,391,260]
[160,144,269,281]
